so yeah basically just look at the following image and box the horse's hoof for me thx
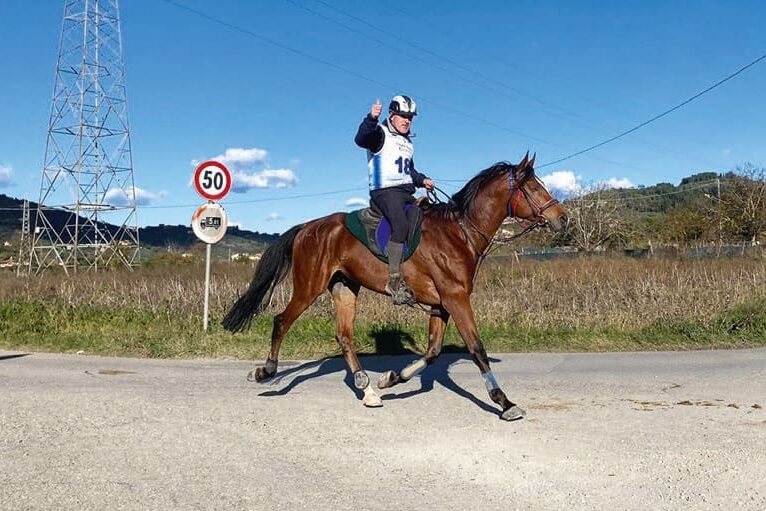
[362,390,383,408]
[247,366,275,383]
[377,370,398,389]
[501,405,526,421]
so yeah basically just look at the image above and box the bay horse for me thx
[223,153,567,420]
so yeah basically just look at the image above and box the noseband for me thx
[507,169,559,225]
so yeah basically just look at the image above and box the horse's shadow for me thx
[257,325,500,415]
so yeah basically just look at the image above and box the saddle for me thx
[344,203,424,263]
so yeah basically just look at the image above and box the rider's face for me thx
[390,113,413,134]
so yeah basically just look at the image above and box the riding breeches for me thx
[370,187,416,244]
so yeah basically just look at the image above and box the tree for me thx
[658,203,714,245]
[719,164,766,245]
[557,184,627,251]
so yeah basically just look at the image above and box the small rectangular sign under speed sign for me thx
[192,203,228,244]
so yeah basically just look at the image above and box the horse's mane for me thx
[426,161,514,218]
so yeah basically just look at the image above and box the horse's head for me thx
[508,153,568,231]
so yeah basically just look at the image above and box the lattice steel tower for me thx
[30,0,139,274]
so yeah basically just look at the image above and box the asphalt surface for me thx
[1,348,765,510]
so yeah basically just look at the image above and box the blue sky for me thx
[0,0,764,234]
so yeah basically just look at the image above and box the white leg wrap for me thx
[265,359,277,374]
[483,371,499,393]
[400,357,427,381]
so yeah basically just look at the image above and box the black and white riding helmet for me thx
[389,95,417,117]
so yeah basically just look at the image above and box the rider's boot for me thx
[385,241,416,305]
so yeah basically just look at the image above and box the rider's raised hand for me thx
[423,178,435,191]
[370,99,382,120]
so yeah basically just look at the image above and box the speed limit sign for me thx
[193,160,232,201]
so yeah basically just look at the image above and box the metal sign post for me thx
[192,161,232,331]
[204,243,212,330]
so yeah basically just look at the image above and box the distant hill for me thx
[571,172,724,213]
[0,193,279,254]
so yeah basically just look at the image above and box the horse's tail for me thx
[222,224,303,332]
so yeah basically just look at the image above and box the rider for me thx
[354,95,435,304]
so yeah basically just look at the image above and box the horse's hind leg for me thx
[330,276,382,407]
[248,263,330,383]
[378,306,449,389]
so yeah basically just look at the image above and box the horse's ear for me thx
[529,152,536,170]
[518,152,529,171]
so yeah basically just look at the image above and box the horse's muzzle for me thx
[548,214,568,232]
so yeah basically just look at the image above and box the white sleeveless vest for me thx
[367,122,414,190]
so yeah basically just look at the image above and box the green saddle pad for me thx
[344,207,422,263]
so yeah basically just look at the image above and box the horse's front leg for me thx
[443,293,526,421]
[378,307,449,389]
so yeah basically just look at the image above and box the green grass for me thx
[2,298,764,359]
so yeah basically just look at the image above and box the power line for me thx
[375,0,725,171]
[308,0,599,126]
[284,0,663,174]
[156,0,542,146]
[157,0,656,173]
[164,1,764,174]
[538,52,766,169]
[1,179,723,212]
[155,1,764,205]
[0,186,369,211]
[144,186,368,209]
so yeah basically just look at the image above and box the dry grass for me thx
[2,255,765,328]
[473,256,766,329]
[1,254,765,357]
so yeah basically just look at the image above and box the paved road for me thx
[1,349,765,510]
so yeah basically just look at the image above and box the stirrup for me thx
[386,274,416,305]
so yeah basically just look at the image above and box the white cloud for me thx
[232,168,297,192]
[345,197,368,207]
[193,147,298,192]
[105,186,160,206]
[266,212,281,221]
[192,147,268,168]
[541,170,633,198]
[541,170,581,197]
[604,177,634,189]
[0,164,13,187]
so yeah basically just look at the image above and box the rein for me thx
[439,167,561,269]
[408,167,560,312]
[457,216,492,288]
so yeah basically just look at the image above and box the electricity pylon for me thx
[29,0,139,274]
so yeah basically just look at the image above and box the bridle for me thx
[458,164,560,264]
[507,167,560,231]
